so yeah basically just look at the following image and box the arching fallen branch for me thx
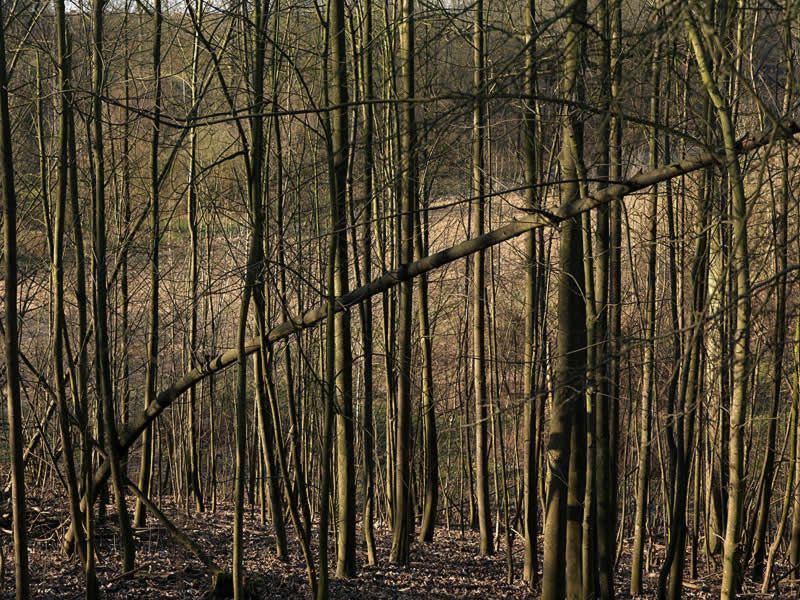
[63,119,800,552]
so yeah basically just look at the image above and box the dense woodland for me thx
[0,0,799,597]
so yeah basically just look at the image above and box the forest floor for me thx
[0,490,785,598]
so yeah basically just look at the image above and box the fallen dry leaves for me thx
[0,493,792,598]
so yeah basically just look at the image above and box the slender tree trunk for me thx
[0,7,30,597]
[328,0,356,577]
[53,0,87,567]
[358,0,378,563]
[750,5,792,580]
[630,37,660,595]
[119,7,131,463]
[608,0,623,566]
[390,0,416,566]
[762,322,798,593]
[270,52,313,538]
[66,36,97,591]
[232,149,255,600]
[658,100,713,600]
[564,8,588,598]
[522,0,540,586]
[789,320,800,579]
[232,0,270,594]
[581,214,597,600]
[253,353,287,559]
[92,0,135,571]
[416,201,438,544]
[542,2,587,596]
[317,247,337,600]
[471,0,493,558]
[185,0,205,515]
[686,14,751,598]
[134,0,164,529]
[594,2,615,597]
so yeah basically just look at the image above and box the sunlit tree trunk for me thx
[252,352,287,559]
[185,0,205,515]
[542,2,587,597]
[789,320,800,580]
[416,192,438,544]
[686,12,751,598]
[607,0,623,567]
[471,0,493,558]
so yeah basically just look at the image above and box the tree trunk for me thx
[328,0,356,577]
[53,0,87,568]
[92,0,135,571]
[134,0,164,529]
[594,2,616,597]
[522,0,540,585]
[0,6,30,597]
[185,0,205,515]
[630,37,660,595]
[686,13,752,598]
[358,0,378,563]
[542,2,588,596]
[390,0,416,566]
[471,0,493,558]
